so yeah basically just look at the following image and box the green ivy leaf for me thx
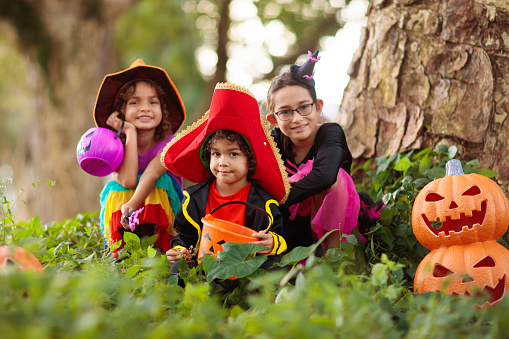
[424,167,445,180]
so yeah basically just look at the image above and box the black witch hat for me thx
[290,50,320,89]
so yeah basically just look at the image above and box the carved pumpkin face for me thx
[198,215,257,259]
[412,160,509,250]
[414,241,509,308]
[0,246,43,273]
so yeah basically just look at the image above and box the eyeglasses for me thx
[274,103,315,121]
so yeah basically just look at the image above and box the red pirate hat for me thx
[93,59,186,134]
[161,83,290,203]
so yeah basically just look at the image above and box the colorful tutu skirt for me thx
[99,173,183,252]
[287,160,364,244]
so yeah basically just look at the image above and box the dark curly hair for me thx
[113,79,173,143]
[201,130,256,177]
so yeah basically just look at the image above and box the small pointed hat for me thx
[290,50,320,88]
[161,83,290,204]
[93,59,186,134]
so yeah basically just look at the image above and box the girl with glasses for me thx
[266,51,383,253]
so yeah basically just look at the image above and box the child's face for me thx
[267,85,323,145]
[209,138,249,189]
[123,81,162,131]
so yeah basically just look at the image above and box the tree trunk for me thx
[337,0,509,192]
[3,0,135,222]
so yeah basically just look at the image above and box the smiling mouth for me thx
[451,275,506,305]
[421,200,487,236]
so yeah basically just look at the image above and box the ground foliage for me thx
[1,146,509,338]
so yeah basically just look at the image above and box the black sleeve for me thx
[285,123,352,206]
[170,195,200,251]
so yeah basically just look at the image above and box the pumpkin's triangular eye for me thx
[425,192,445,202]
[473,256,495,268]
[433,264,454,277]
[462,185,481,196]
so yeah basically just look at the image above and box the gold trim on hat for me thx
[215,82,256,99]
[260,116,291,204]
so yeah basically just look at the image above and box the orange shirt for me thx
[206,181,251,226]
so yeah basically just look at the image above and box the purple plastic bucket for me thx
[76,127,124,177]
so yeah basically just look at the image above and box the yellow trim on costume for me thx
[161,111,210,170]
[171,245,186,252]
[264,199,279,231]
[181,191,202,255]
[260,117,291,204]
[268,232,287,255]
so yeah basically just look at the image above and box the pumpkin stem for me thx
[446,159,464,176]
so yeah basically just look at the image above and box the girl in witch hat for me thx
[159,82,290,266]
[266,51,383,253]
[96,59,186,255]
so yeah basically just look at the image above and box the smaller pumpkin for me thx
[0,246,43,273]
[412,159,509,250]
[414,241,509,308]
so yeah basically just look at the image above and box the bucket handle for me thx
[115,120,124,139]
[209,200,272,231]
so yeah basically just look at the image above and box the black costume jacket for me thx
[170,177,286,258]
[272,122,353,250]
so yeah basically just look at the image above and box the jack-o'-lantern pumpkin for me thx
[414,241,509,308]
[0,246,43,273]
[412,159,509,250]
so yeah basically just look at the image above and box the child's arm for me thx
[119,154,167,228]
[107,112,139,189]
[285,123,350,206]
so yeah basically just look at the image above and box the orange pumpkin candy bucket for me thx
[197,201,271,259]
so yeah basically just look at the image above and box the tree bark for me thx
[337,0,509,192]
[1,0,135,222]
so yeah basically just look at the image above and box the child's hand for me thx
[251,230,274,255]
[166,248,190,264]
[120,204,135,229]
[106,112,135,134]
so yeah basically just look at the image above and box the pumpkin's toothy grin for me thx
[421,200,487,236]
[452,274,506,305]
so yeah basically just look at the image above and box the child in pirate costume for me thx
[161,83,290,267]
[95,59,185,254]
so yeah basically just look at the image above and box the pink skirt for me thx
[286,159,364,244]
[311,168,364,243]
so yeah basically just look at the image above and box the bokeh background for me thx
[0,0,367,223]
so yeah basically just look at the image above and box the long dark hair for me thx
[266,71,317,158]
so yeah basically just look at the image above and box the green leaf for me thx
[448,145,458,159]
[424,167,445,180]
[147,246,157,258]
[206,243,267,280]
[278,230,337,267]
[476,168,498,178]
[123,232,141,252]
[436,144,449,153]
[125,264,140,278]
[419,154,432,174]
[394,157,412,172]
